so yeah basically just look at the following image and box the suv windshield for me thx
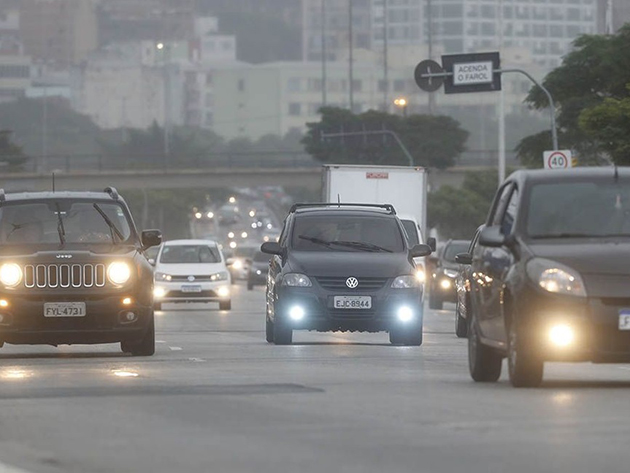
[292,215,404,252]
[0,201,132,245]
[527,181,630,238]
[160,245,222,264]
[443,242,470,262]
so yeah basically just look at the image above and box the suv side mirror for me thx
[427,237,437,252]
[261,241,283,256]
[410,244,432,258]
[141,229,162,249]
[478,226,505,247]
[455,253,472,265]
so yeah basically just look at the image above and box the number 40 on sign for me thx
[543,150,572,170]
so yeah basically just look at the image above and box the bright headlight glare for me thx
[155,271,172,281]
[397,306,413,322]
[153,287,165,298]
[440,279,452,289]
[415,268,425,283]
[282,273,312,287]
[391,275,419,289]
[0,263,22,287]
[289,305,305,320]
[444,269,458,278]
[232,259,243,270]
[527,258,586,297]
[107,261,132,285]
[217,286,230,298]
[549,324,574,347]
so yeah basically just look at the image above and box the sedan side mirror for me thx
[478,226,505,248]
[455,253,472,265]
[427,237,437,252]
[148,258,156,266]
[261,241,283,256]
[141,229,162,249]
[409,243,432,258]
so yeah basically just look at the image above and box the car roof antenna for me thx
[337,194,340,207]
[52,172,55,192]
[614,165,619,181]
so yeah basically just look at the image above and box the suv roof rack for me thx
[104,187,119,201]
[289,203,396,215]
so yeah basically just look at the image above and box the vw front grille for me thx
[24,264,106,288]
[315,277,388,290]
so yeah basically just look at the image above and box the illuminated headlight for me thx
[207,211,214,219]
[415,268,426,283]
[549,324,575,347]
[391,275,419,288]
[210,271,229,281]
[397,306,414,322]
[0,263,22,287]
[444,269,458,278]
[195,212,202,219]
[217,286,230,298]
[289,305,305,320]
[282,273,312,287]
[154,287,166,298]
[155,271,172,281]
[107,261,132,285]
[440,279,452,289]
[241,232,248,239]
[256,270,262,275]
[527,258,586,297]
[229,241,237,249]
[232,259,243,270]
[228,232,235,239]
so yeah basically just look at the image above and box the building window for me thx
[288,103,301,116]
[308,78,322,92]
[287,77,301,92]
[308,103,321,115]
[206,73,213,85]
[351,79,362,92]
[0,64,29,78]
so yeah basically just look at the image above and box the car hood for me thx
[528,240,630,298]
[286,251,412,277]
[155,262,226,275]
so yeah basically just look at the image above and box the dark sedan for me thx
[429,239,470,310]
[247,251,270,290]
[466,167,630,387]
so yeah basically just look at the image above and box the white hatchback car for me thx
[153,239,232,310]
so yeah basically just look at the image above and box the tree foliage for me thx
[302,107,468,169]
[428,170,502,240]
[0,131,28,169]
[519,25,630,167]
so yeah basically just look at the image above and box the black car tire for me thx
[126,313,155,356]
[429,290,443,310]
[219,300,232,311]
[273,320,292,345]
[247,282,254,291]
[455,304,468,338]
[266,318,274,343]
[468,310,502,382]
[507,320,544,388]
[389,326,423,346]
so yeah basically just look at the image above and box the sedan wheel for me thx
[468,310,502,382]
[265,318,274,343]
[507,322,544,388]
[455,303,468,338]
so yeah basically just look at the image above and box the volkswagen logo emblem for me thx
[187,275,195,282]
[345,277,359,289]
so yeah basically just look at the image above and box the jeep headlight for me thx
[0,263,22,287]
[526,258,586,297]
[391,275,420,289]
[210,271,229,281]
[154,271,172,281]
[107,261,132,285]
[282,273,312,287]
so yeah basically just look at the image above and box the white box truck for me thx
[322,164,430,249]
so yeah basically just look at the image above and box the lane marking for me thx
[0,460,35,473]
[188,357,206,363]
[169,346,183,351]
[156,340,166,343]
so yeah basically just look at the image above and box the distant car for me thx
[454,228,483,338]
[0,187,161,355]
[153,239,231,311]
[262,203,432,345]
[429,239,470,310]
[466,168,630,387]
[226,244,259,281]
[247,251,270,290]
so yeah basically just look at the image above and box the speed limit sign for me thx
[543,150,572,170]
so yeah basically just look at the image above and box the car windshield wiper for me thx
[298,235,334,248]
[329,240,393,253]
[93,204,124,243]
[55,203,66,247]
[531,232,630,239]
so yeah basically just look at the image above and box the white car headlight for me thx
[444,269,458,278]
[154,271,172,281]
[232,259,243,270]
[210,271,229,281]
[107,261,132,285]
[282,273,312,287]
[526,258,586,297]
[391,275,420,289]
[0,263,22,287]
[415,268,426,283]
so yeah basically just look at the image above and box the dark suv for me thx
[261,203,432,346]
[0,188,161,355]
[464,168,630,387]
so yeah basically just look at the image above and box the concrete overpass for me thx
[0,166,488,194]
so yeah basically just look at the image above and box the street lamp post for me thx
[157,42,171,160]
[394,97,408,117]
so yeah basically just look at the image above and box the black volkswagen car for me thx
[261,203,432,346]
[0,188,161,355]
[465,167,630,387]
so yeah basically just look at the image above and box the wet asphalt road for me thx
[1,283,630,473]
